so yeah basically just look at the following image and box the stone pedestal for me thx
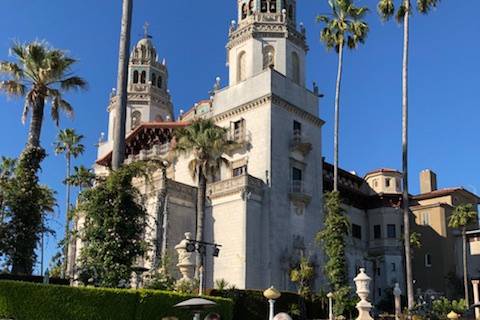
[473,280,480,320]
[354,268,374,320]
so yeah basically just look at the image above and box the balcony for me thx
[290,130,312,156]
[124,143,171,164]
[207,174,264,200]
[289,180,311,205]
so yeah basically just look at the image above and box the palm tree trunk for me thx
[196,171,207,279]
[402,0,414,311]
[463,228,470,306]
[27,98,45,149]
[63,152,71,278]
[112,0,133,170]
[333,42,344,193]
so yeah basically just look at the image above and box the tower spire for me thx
[143,21,151,39]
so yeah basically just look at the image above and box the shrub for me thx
[0,281,233,320]
[208,289,327,320]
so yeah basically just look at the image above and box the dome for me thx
[131,36,157,63]
[136,37,154,49]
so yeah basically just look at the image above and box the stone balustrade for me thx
[124,143,171,164]
[207,174,264,199]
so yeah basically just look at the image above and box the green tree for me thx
[0,41,85,274]
[112,0,133,170]
[174,119,233,277]
[290,256,315,297]
[448,204,477,306]
[317,0,369,192]
[0,150,56,274]
[54,128,85,278]
[377,0,440,309]
[316,191,351,315]
[78,162,148,288]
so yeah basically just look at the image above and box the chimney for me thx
[420,169,437,194]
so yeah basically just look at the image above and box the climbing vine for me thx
[316,191,351,315]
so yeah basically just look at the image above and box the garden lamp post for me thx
[393,283,402,320]
[353,268,373,320]
[264,286,281,320]
[327,292,334,320]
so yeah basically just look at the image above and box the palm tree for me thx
[0,41,87,150]
[173,119,233,277]
[65,165,96,192]
[448,204,478,306]
[377,0,440,310]
[54,129,85,278]
[317,0,369,192]
[64,165,96,281]
[112,0,133,170]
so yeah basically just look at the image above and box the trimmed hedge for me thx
[208,289,327,320]
[0,281,233,320]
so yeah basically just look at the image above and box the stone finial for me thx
[175,232,196,281]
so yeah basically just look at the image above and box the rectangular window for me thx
[378,288,382,297]
[291,167,303,193]
[391,263,396,272]
[425,253,432,267]
[421,212,430,225]
[387,224,396,238]
[374,225,381,239]
[293,121,302,141]
[231,119,246,143]
[385,178,391,188]
[233,165,247,177]
[352,224,362,240]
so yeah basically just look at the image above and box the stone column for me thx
[472,280,480,320]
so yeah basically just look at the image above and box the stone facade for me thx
[71,0,480,300]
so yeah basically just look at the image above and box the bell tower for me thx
[107,25,174,142]
[227,0,307,86]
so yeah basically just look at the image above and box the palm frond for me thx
[377,0,395,21]
[58,76,87,91]
[0,80,26,97]
[0,61,24,79]
[417,0,439,14]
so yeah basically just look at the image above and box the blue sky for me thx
[0,0,479,274]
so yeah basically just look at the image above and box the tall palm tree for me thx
[448,204,477,306]
[112,0,133,170]
[65,165,96,192]
[0,41,87,150]
[173,119,233,277]
[317,0,369,192]
[54,128,85,278]
[64,165,96,280]
[377,0,440,310]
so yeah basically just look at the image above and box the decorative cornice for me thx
[211,94,324,127]
[271,95,324,127]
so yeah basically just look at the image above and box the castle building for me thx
[73,0,479,300]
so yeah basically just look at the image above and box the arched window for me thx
[241,3,247,19]
[131,110,141,129]
[248,0,254,15]
[269,0,277,13]
[151,73,156,86]
[237,51,247,82]
[140,71,146,84]
[260,0,268,12]
[133,70,139,84]
[157,76,162,88]
[263,46,275,69]
[292,51,300,84]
